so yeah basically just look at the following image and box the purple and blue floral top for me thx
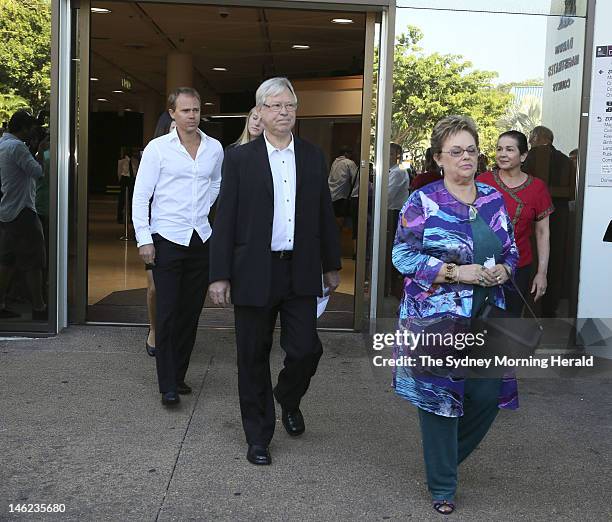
[391,180,520,417]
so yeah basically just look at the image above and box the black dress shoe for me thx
[177,381,192,395]
[161,391,180,406]
[281,408,305,436]
[246,445,271,465]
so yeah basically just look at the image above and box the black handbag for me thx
[473,278,544,358]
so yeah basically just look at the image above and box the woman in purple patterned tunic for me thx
[391,116,519,515]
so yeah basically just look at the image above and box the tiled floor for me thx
[87,196,358,324]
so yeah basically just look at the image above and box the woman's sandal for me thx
[145,329,156,357]
[432,500,455,515]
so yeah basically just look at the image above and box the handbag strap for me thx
[506,276,542,326]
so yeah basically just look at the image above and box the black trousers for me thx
[233,257,323,446]
[117,176,134,222]
[152,232,209,393]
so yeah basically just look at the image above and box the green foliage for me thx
[0,89,30,123]
[497,95,542,136]
[391,26,513,159]
[0,0,51,113]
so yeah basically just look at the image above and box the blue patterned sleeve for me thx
[497,197,519,275]
[392,191,444,291]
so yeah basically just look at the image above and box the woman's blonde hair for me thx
[430,115,479,155]
[233,107,260,146]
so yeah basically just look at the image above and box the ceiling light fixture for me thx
[331,18,354,24]
[212,67,228,72]
[90,77,99,81]
[97,98,108,102]
[112,90,124,93]
[91,7,111,14]
[292,44,310,50]
[204,102,214,106]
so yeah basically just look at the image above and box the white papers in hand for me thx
[316,287,331,318]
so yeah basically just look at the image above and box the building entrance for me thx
[72,0,382,329]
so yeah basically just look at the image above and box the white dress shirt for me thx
[264,131,296,251]
[132,128,223,247]
[388,164,411,211]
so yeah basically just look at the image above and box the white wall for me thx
[577,0,612,354]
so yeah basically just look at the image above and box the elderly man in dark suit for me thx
[523,125,573,317]
[209,77,341,465]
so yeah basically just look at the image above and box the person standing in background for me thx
[328,146,358,223]
[479,130,553,316]
[229,107,263,148]
[386,143,411,298]
[117,148,140,224]
[523,125,571,317]
[0,110,47,320]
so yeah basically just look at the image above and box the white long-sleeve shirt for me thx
[132,128,223,247]
[264,131,296,251]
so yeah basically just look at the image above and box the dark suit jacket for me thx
[209,135,341,307]
[523,144,574,200]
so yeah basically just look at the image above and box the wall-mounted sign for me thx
[586,45,612,187]
[541,0,586,156]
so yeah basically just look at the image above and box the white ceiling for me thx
[90,1,367,112]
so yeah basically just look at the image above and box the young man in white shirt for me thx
[132,87,223,406]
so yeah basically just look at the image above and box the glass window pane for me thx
[0,0,52,331]
[396,0,587,17]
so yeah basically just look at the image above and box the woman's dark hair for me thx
[153,111,174,139]
[423,147,438,173]
[498,130,528,154]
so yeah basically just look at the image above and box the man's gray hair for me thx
[255,77,297,107]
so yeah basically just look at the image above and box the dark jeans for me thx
[233,256,322,446]
[152,232,209,393]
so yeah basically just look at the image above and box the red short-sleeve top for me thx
[478,170,554,268]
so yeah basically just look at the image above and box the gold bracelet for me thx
[444,263,457,283]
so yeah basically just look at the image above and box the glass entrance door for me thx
[70,0,388,330]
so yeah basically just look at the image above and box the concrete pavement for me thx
[1,326,611,521]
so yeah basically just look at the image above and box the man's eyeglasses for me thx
[262,102,298,113]
[440,146,479,158]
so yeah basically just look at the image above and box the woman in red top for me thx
[479,130,553,316]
